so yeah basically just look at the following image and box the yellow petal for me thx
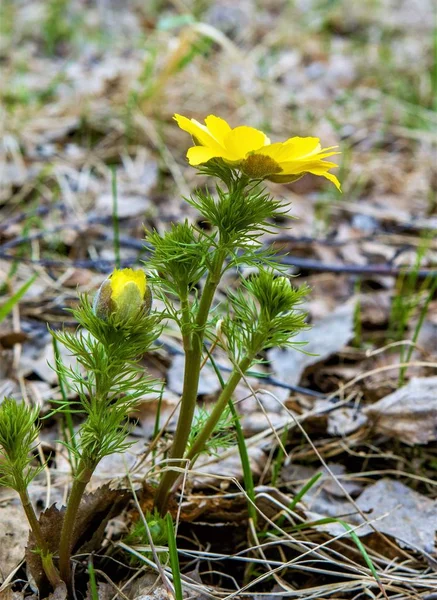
[307,168,342,191]
[310,150,341,160]
[204,115,232,145]
[224,126,270,160]
[279,158,339,174]
[174,114,223,152]
[110,268,146,302]
[186,146,219,165]
[254,142,294,162]
[281,137,321,160]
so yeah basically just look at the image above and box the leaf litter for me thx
[0,0,437,597]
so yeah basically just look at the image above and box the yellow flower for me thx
[94,268,152,322]
[175,113,341,190]
[174,114,270,165]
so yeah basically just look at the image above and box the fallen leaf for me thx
[46,585,67,600]
[356,479,437,553]
[314,399,368,436]
[364,376,437,444]
[73,484,130,554]
[300,477,437,554]
[19,332,79,385]
[26,505,64,592]
[268,302,354,386]
[0,589,29,600]
[283,463,363,511]
[95,194,152,218]
[0,331,28,348]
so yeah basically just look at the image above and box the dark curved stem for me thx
[19,489,61,588]
[58,461,95,586]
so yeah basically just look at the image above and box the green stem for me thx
[19,489,61,588]
[154,250,226,514]
[186,355,252,463]
[179,293,192,349]
[58,461,95,586]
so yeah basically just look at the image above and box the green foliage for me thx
[386,235,436,384]
[0,399,43,491]
[0,274,37,324]
[0,152,313,570]
[187,178,288,249]
[50,294,161,466]
[72,294,159,355]
[187,405,235,456]
[124,510,169,565]
[166,513,183,600]
[147,221,211,296]
[153,169,312,513]
[222,270,309,361]
[42,0,74,54]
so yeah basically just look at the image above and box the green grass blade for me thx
[166,514,183,600]
[0,273,37,323]
[270,425,289,488]
[87,556,99,600]
[288,471,323,511]
[274,471,323,531]
[400,274,437,384]
[338,520,380,583]
[290,516,382,589]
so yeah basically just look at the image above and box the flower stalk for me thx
[185,354,253,463]
[19,487,61,588]
[154,249,227,513]
[58,460,96,585]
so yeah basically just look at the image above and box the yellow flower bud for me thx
[93,268,152,322]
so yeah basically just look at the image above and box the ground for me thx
[0,0,436,598]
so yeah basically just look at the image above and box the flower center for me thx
[240,155,282,179]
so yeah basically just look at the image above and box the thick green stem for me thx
[20,489,61,588]
[154,251,226,514]
[58,461,95,585]
[186,355,252,463]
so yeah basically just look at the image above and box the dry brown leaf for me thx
[268,302,354,386]
[302,477,437,554]
[354,479,437,553]
[26,504,64,592]
[73,484,130,554]
[46,584,67,600]
[364,376,437,444]
[0,589,30,600]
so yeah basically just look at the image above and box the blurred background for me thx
[1,0,435,238]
